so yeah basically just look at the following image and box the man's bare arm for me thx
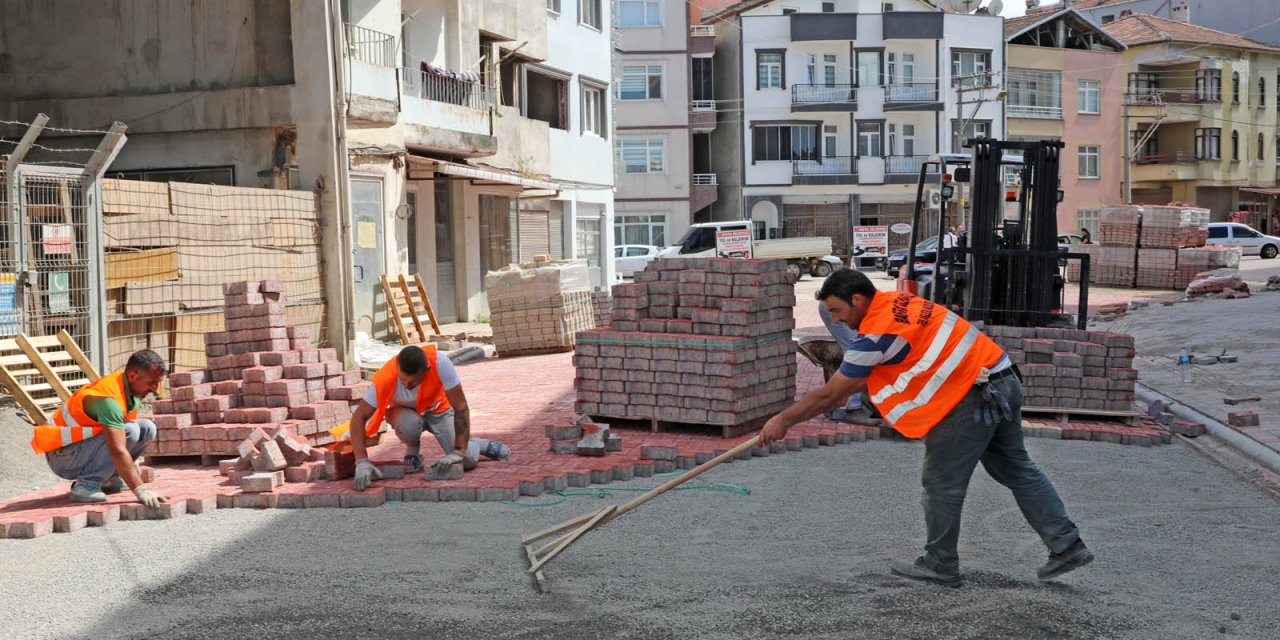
[445,385,470,451]
[348,401,375,460]
[102,428,145,490]
[759,373,867,444]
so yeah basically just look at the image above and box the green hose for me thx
[500,471,750,507]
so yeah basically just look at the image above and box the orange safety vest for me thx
[330,345,451,444]
[857,292,1005,439]
[31,371,138,454]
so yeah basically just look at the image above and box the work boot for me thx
[100,476,126,494]
[839,406,884,426]
[403,454,424,473]
[890,557,963,587]
[69,482,107,503]
[1037,540,1094,580]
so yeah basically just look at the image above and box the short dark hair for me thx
[397,345,428,375]
[816,268,877,304]
[126,349,166,374]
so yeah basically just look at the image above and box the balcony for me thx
[1135,151,1196,164]
[344,23,397,68]
[400,67,496,156]
[885,155,940,183]
[793,156,856,185]
[690,100,717,132]
[792,84,857,112]
[342,23,399,123]
[692,173,718,185]
[884,82,942,109]
[690,25,715,56]
[692,173,719,212]
[1132,151,1198,182]
[1008,105,1063,119]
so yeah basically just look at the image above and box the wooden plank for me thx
[57,331,101,381]
[174,312,224,372]
[14,334,71,399]
[101,179,170,216]
[380,276,411,345]
[526,505,617,575]
[398,275,427,341]
[0,354,49,424]
[105,248,179,289]
[523,543,550,593]
[22,335,62,349]
[413,273,443,335]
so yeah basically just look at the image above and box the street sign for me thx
[715,229,753,259]
[890,223,912,235]
[853,225,889,257]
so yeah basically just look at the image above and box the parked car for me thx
[1208,223,1279,259]
[1057,233,1086,252]
[884,236,939,278]
[614,244,661,277]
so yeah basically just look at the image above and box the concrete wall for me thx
[1060,47,1125,230]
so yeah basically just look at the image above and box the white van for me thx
[1207,223,1279,259]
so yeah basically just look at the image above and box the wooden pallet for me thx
[380,273,442,345]
[1023,406,1140,426]
[497,345,574,358]
[590,413,768,439]
[0,331,101,425]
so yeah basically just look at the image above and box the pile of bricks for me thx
[984,325,1136,412]
[148,280,371,456]
[591,290,613,327]
[1095,245,1137,287]
[545,417,623,456]
[1098,205,1141,246]
[1135,248,1178,288]
[573,258,797,431]
[1079,205,1221,289]
[484,263,596,356]
[1139,205,1210,249]
[218,426,330,490]
[1174,247,1242,289]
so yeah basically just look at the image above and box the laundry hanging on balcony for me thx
[421,62,481,84]
[417,62,483,107]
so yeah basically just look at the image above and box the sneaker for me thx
[481,439,510,461]
[100,476,126,494]
[403,454,423,473]
[839,407,884,426]
[69,482,107,503]
[825,408,849,422]
[1038,541,1095,580]
[890,557,963,587]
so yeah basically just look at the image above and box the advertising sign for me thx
[890,223,913,235]
[715,229,754,259]
[852,226,889,257]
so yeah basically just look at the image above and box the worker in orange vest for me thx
[341,345,508,491]
[759,269,1092,586]
[30,349,169,507]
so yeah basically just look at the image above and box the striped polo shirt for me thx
[839,334,1011,380]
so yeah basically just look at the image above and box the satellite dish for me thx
[950,0,979,13]
[989,0,1004,15]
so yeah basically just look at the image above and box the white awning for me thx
[427,158,559,191]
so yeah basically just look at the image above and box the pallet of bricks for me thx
[147,280,372,457]
[1071,204,1233,289]
[983,325,1136,413]
[573,258,797,437]
[485,262,596,357]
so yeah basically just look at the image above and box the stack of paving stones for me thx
[1140,205,1210,249]
[573,258,797,431]
[1076,205,1224,289]
[218,426,333,490]
[545,418,623,455]
[148,280,371,456]
[591,290,613,327]
[983,325,1136,412]
[1174,247,1241,289]
[484,263,596,356]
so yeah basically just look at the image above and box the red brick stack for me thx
[148,280,371,457]
[1140,205,1210,249]
[1135,248,1178,288]
[1174,246,1241,289]
[573,258,797,431]
[984,326,1136,412]
[1081,204,1230,289]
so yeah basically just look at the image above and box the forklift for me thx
[898,138,1092,330]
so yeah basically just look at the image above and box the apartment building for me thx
[1005,8,1126,238]
[704,0,1005,256]
[1101,14,1280,230]
[1028,1,1280,48]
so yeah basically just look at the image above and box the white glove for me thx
[354,459,383,491]
[133,484,168,509]
[431,452,465,475]
[974,367,991,385]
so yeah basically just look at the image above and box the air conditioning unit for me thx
[926,189,943,209]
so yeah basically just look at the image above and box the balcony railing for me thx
[344,22,397,68]
[690,25,715,37]
[792,84,857,105]
[1135,151,1196,164]
[1126,89,1208,105]
[401,67,494,111]
[691,100,716,112]
[885,155,940,175]
[884,82,938,103]
[794,156,854,176]
[1007,104,1063,119]
[692,173,718,185]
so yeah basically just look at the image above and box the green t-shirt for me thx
[83,392,143,431]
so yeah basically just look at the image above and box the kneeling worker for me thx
[759,269,1092,586]
[30,349,169,508]
[341,344,508,490]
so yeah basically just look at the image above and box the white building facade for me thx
[706,0,1004,255]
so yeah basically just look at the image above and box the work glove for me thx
[353,459,383,491]
[431,452,465,475]
[975,382,1013,427]
[133,484,168,509]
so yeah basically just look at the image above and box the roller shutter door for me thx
[783,203,851,255]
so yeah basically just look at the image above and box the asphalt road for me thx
[2,433,1278,640]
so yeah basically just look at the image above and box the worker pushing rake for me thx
[523,269,1094,591]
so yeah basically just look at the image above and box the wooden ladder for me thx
[380,273,442,344]
[0,330,101,425]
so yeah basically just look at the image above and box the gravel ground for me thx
[2,435,1278,640]
[0,409,61,501]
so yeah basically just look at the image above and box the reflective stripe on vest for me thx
[329,345,450,444]
[856,292,1004,438]
[31,370,135,454]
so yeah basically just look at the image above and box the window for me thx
[1078,79,1100,114]
[547,0,560,14]
[692,58,714,101]
[620,64,662,100]
[952,121,988,151]
[1100,14,1115,23]
[582,83,606,137]
[617,138,665,173]
[857,122,882,157]
[883,3,895,11]
[615,214,666,246]
[1208,225,1227,240]
[618,0,660,26]
[1077,145,1100,178]
[1259,133,1266,161]
[109,165,235,185]
[576,218,601,268]
[856,51,882,87]
[757,51,783,89]
[1131,128,1158,161]
[1078,209,1100,240]
[1006,68,1061,117]
[823,55,837,86]
[822,1,835,11]
[900,53,915,83]
[752,124,818,161]
[952,50,989,87]
[1231,130,1239,161]
[524,68,569,130]
[782,7,798,15]
[824,125,838,157]
[580,0,602,29]
[902,123,916,156]
[1195,69,1221,102]
[1260,77,1266,108]
[1232,71,1240,104]
[1195,128,1221,160]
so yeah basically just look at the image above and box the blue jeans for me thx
[819,303,865,411]
[45,419,156,491]
[920,375,1081,573]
